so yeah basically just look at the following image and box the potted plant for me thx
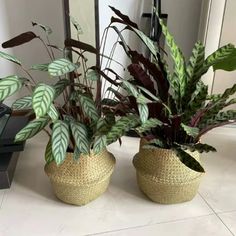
[0,20,139,205]
[108,7,236,204]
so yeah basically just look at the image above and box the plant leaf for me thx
[70,16,83,34]
[106,115,140,144]
[54,79,70,98]
[131,27,157,58]
[70,122,90,154]
[73,147,81,161]
[31,63,49,72]
[213,48,236,71]
[2,32,37,48]
[181,143,216,153]
[12,96,32,110]
[181,123,199,138]
[52,121,69,165]
[93,135,107,154]
[78,94,99,122]
[203,44,236,74]
[0,75,23,101]
[48,58,78,77]
[138,103,149,124]
[45,138,54,164]
[86,70,98,81]
[109,6,138,29]
[183,42,205,105]
[158,15,186,99]
[64,39,97,54]
[175,148,205,173]
[32,21,52,35]
[136,118,163,133]
[15,117,49,142]
[122,80,139,98]
[32,83,55,118]
[47,104,59,121]
[0,51,21,65]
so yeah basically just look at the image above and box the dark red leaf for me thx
[128,64,156,96]
[109,6,139,29]
[128,96,139,113]
[2,32,38,48]
[90,66,120,87]
[128,51,169,102]
[148,103,164,119]
[65,39,97,54]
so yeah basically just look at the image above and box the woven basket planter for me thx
[45,149,115,206]
[133,139,203,204]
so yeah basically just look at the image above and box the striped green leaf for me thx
[0,75,23,101]
[213,49,236,71]
[70,16,83,34]
[106,115,140,145]
[32,83,55,118]
[181,123,199,138]
[54,79,70,98]
[203,44,236,75]
[52,121,69,165]
[12,96,32,110]
[138,103,149,124]
[48,58,78,77]
[78,94,99,122]
[131,27,157,58]
[122,80,139,98]
[45,138,54,164]
[86,70,98,81]
[158,14,186,98]
[70,122,90,154]
[47,104,59,121]
[0,51,21,65]
[31,63,49,72]
[136,118,163,133]
[183,42,205,104]
[73,147,81,161]
[32,21,52,35]
[15,117,49,142]
[93,135,107,154]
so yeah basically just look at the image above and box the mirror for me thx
[63,0,99,68]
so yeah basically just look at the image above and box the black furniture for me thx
[0,113,28,189]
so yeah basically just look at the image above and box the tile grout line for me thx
[83,213,216,236]
[198,192,235,236]
[0,190,6,209]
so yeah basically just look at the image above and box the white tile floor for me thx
[0,127,236,236]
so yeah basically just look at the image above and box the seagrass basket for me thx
[45,149,115,206]
[133,139,203,204]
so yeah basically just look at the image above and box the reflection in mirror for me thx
[65,0,98,68]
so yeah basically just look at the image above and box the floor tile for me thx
[218,211,236,235]
[0,134,213,236]
[97,215,232,236]
[199,127,236,213]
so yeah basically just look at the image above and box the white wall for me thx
[0,0,64,105]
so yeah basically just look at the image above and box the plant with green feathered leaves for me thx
[105,6,236,173]
[0,19,140,165]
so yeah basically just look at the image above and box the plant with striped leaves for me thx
[106,7,236,173]
[0,19,141,166]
